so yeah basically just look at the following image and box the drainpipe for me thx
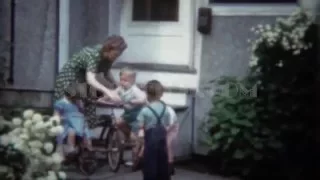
[52,0,69,105]
[191,94,196,155]
[58,0,69,71]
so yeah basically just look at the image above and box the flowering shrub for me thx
[203,8,317,178]
[248,9,314,68]
[0,109,66,180]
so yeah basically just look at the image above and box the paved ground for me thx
[65,151,238,180]
[66,166,238,180]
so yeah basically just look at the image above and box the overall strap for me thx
[147,101,167,125]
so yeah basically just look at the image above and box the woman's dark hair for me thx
[145,80,164,99]
[102,35,127,53]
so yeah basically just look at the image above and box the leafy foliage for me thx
[203,9,317,178]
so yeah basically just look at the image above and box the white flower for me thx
[44,142,54,153]
[55,126,64,134]
[276,61,283,67]
[19,133,29,140]
[49,116,61,125]
[293,49,300,55]
[52,152,64,164]
[47,171,58,180]
[34,121,46,130]
[14,141,25,150]
[0,165,10,173]
[28,140,43,148]
[23,109,34,119]
[265,24,271,30]
[0,135,10,146]
[32,113,43,123]
[34,133,46,140]
[58,171,67,179]
[49,126,64,136]
[10,128,22,135]
[249,55,258,67]
[23,119,32,128]
[31,148,42,156]
[12,117,22,126]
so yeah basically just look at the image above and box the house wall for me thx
[194,15,281,155]
[0,0,58,108]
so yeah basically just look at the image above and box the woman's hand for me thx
[106,90,122,102]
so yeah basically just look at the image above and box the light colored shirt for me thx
[118,84,146,110]
[167,106,178,125]
[137,101,171,130]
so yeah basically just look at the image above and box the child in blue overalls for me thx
[137,80,171,180]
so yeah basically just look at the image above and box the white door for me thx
[119,0,194,66]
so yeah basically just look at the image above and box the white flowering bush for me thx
[203,8,318,179]
[0,109,67,180]
[245,8,317,178]
[248,9,315,69]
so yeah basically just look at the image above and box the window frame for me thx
[131,0,179,22]
[209,0,298,16]
[210,0,297,3]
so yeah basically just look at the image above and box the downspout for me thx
[52,0,69,105]
[191,94,196,155]
[8,0,15,84]
[58,0,69,71]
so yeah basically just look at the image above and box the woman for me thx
[54,35,127,128]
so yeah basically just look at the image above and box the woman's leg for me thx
[83,99,98,129]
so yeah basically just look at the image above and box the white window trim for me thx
[210,3,298,16]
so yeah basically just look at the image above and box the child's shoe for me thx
[65,145,77,154]
[169,163,175,176]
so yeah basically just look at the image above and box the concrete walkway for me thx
[66,165,238,180]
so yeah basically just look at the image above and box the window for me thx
[132,0,179,21]
[210,0,296,3]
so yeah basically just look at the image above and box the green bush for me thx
[203,9,317,178]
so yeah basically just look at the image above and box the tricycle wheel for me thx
[77,149,98,175]
[106,128,123,172]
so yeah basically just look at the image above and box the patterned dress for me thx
[54,45,113,128]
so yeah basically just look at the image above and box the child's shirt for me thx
[167,106,178,125]
[137,101,171,130]
[118,84,146,110]
[54,98,84,120]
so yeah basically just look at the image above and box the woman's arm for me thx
[86,71,114,97]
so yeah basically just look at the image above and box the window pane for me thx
[210,0,296,3]
[132,0,179,21]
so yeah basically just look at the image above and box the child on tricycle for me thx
[54,88,93,156]
[98,67,147,168]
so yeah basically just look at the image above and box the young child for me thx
[137,80,171,180]
[54,87,92,155]
[98,67,146,166]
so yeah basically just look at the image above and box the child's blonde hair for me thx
[119,66,136,79]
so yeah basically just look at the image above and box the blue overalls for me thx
[143,102,170,180]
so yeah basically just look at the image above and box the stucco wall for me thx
[68,0,110,56]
